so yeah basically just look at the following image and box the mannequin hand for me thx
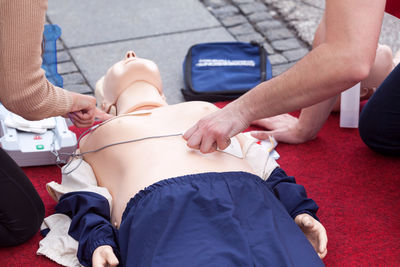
[92,245,119,267]
[67,93,113,128]
[250,114,314,144]
[183,106,249,153]
[295,213,328,259]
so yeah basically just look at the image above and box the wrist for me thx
[294,121,318,142]
[228,98,254,127]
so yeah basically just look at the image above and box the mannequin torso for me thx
[79,101,254,226]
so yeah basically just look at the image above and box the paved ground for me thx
[47,0,400,105]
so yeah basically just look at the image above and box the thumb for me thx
[250,131,272,140]
[106,251,119,266]
[302,215,313,228]
[71,92,96,112]
[94,107,114,121]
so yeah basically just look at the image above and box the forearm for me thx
[229,0,385,123]
[266,168,319,220]
[0,0,73,120]
[233,44,365,122]
[56,191,119,267]
[296,96,338,140]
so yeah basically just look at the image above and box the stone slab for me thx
[47,0,221,48]
[69,27,235,104]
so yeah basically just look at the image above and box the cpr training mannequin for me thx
[42,51,327,267]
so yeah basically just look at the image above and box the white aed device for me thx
[0,103,77,167]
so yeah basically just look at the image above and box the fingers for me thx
[184,124,202,150]
[68,111,94,128]
[301,214,314,228]
[216,136,231,151]
[317,224,328,259]
[92,245,119,267]
[68,92,98,128]
[106,251,119,266]
[318,248,328,260]
[94,107,114,121]
[184,121,219,153]
[184,124,231,153]
[250,130,273,140]
[183,124,197,141]
[183,106,249,153]
[251,118,274,129]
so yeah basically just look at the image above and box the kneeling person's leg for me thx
[359,64,400,156]
[0,148,45,246]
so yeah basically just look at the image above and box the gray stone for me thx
[64,84,93,94]
[264,0,400,61]
[202,0,230,8]
[47,0,221,48]
[268,54,288,65]
[57,50,71,63]
[282,48,309,61]
[248,11,273,23]
[302,0,325,10]
[231,0,255,5]
[271,38,302,51]
[272,62,295,77]
[262,41,275,55]
[62,73,85,85]
[210,5,239,18]
[69,27,235,105]
[264,28,294,41]
[238,3,267,15]
[268,0,297,17]
[236,32,265,43]
[56,39,64,51]
[228,23,255,36]
[381,13,400,53]
[286,5,321,21]
[58,62,78,74]
[294,20,318,46]
[255,20,285,32]
[220,15,248,27]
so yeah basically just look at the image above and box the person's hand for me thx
[295,213,328,259]
[92,245,119,267]
[183,106,249,153]
[250,114,314,144]
[67,92,113,128]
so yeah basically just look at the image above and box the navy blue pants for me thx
[119,172,323,267]
[359,63,400,156]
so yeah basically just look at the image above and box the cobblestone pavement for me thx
[202,0,310,77]
[52,0,400,97]
[202,0,400,77]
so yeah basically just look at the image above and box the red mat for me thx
[0,105,399,266]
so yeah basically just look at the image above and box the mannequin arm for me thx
[92,245,119,267]
[266,168,319,220]
[295,213,328,259]
[55,191,120,267]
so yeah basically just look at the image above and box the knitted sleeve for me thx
[0,0,73,120]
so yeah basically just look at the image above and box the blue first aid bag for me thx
[182,42,272,102]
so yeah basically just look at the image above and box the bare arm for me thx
[184,0,386,152]
[239,0,384,121]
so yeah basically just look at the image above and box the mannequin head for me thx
[96,51,167,115]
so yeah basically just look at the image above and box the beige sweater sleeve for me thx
[0,0,73,120]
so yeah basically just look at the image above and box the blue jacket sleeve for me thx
[55,191,120,267]
[266,168,319,221]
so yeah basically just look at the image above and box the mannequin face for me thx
[98,51,164,112]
